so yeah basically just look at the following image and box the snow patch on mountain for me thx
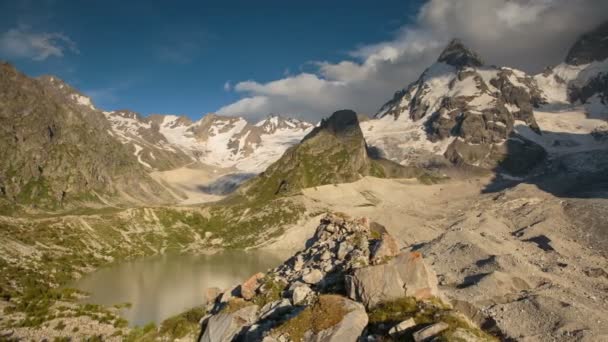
[105,112,313,172]
[515,108,608,155]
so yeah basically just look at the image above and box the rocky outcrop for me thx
[535,21,608,116]
[240,110,424,201]
[346,251,440,308]
[200,304,259,342]
[199,214,494,342]
[0,63,174,210]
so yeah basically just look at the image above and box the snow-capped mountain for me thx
[534,21,608,118]
[362,24,608,175]
[361,39,545,173]
[104,110,313,172]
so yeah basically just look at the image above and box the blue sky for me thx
[2,0,605,122]
[0,0,423,119]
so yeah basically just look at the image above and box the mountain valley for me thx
[0,18,607,342]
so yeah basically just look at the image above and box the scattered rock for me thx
[260,299,292,320]
[394,252,440,300]
[200,304,259,342]
[292,284,312,305]
[337,242,353,260]
[321,250,332,261]
[302,269,324,285]
[412,322,449,342]
[206,287,221,303]
[312,296,369,342]
[584,267,608,279]
[346,262,406,308]
[294,255,305,272]
[219,285,240,304]
[241,272,265,300]
[346,251,439,307]
[388,318,416,337]
[371,232,401,265]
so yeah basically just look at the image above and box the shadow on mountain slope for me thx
[197,173,256,195]
[481,129,608,199]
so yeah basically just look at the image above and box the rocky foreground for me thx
[200,213,496,342]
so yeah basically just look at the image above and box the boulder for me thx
[302,269,324,285]
[394,252,440,300]
[370,232,401,265]
[292,284,312,305]
[219,285,240,304]
[413,322,449,342]
[200,304,259,342]
[260,298,292,320]
[294,255,305,272]
[388,318,416,337]
[241,272,265,300]
[310,296,369,342]
[345,252,439,308]
[206,287,221,303]
[345,262,405,308]
[337,241,353,260]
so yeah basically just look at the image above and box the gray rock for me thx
[345,262,405,308]
[337,242,353,260]
[260,298,292,320]
[346,252,440,308]
[413,322,449,341]
[219,285,240,304]
[294,255,305,272]
[292,284,312,305]
[302,269,324,285]
[388,318,416,337]
[393,252,439,300]
[199,304,258,342]
[321,250,332,261]
[370,232,401,265]
[312,297,368,342]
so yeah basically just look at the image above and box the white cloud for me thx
[0,26,78,61]
[218,0,608,122]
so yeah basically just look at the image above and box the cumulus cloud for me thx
[0,26,78,61]
[218,0,608,122]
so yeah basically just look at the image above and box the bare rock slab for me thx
[311,296,368,342]
[388,318,416,337]
[346,251,439,308]
[200,304,259,342]
[413,322,449,342]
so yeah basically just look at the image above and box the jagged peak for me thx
[437,39,483,68]
[303,109,362,142]
[111,109,144,121]
[316,110,360,133]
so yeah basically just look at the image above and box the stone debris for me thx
[413,322,449,342]
[199,213,490,342]
[388,318,416,337]
[241,272,265,300]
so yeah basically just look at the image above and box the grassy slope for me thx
[0,192,306,339]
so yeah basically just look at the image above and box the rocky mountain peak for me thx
[254,114,312,134]
[304,109,362,142]
[437,39,484,68]
[565,21,608,65]
[112,109,144,121]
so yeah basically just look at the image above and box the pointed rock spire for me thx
[437,39,483,68]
